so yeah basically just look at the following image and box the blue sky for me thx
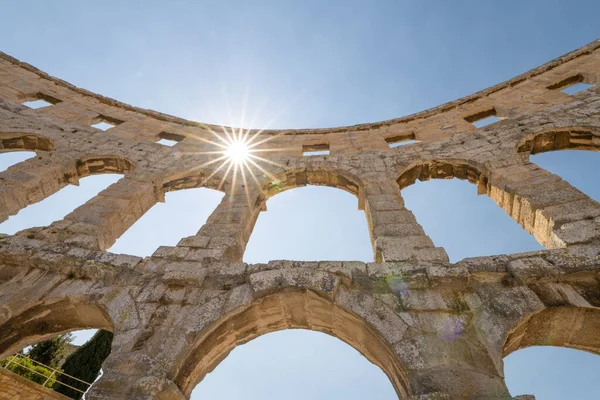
[1,1,600,399]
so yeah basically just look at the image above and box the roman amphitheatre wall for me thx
[0,39,598,399]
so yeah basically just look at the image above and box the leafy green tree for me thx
[27,333,73,368]
[54,330,113,399]
[1,356,57,387]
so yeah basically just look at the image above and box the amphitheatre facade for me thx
[0,39,599,399]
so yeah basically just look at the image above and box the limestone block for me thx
[426,265,469,289]
[163,264,207,286]
[551,219,598,247]
[375,236,448,262]
[152,245,190,259]
[507,257,562,284]
[249,268,339,297]
[335,286,408,344]
[319,260,366,279]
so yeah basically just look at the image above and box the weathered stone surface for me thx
[0,40,599,399]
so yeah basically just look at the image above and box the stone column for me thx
[403,343,511,399]
[0,155,76,222]
[488,162,600,249]
[23,177,160,250]
[171,189,265,262]
[85,351,185,400]
[363,179,448,263]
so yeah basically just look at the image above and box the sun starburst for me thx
[223,140,250,164]
[178,124,294,201]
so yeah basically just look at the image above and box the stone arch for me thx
[0,296,113,360]
[76,155,134,178]
[238,167,373,262]
[109,185,226,257]
[517,127,600,155]
[169,166,370,263]
[161,169,228,194]
[0,132,54,153]
[263,167,364,207]
[396,159,490,195]
[394,159,547,261]
[503,306,600,358]
[172,286,410,398]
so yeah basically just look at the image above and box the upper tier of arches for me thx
[1,39,600,155]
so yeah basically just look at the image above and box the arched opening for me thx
[0,174,122,234]
[0,298,113,359]
[75,156,134,178]
[191,329,398,399]
[108,187,225,257]
[398,161,542,262]
[175,289,407,399]
[0,298,114,398]
[517,128,599,203]
[532,150,599,201]
[518,128,599,202]
[0,132,55,172]
[503,306,600,399]
[0,151,36,172]
[244,186,372,262]
[0,329,110,398]
[505,346,600,399]
[517,128,600,154]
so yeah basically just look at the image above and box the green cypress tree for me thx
[27,332,73,368]
[54,330,113,399]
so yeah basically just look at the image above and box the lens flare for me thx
[439,317,465,342]
[386,274,409,296]
[224,140,250,163]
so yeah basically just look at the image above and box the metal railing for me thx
[2,352,92,398]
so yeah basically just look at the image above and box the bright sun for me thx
[224,140,250,163]
[185,126,281,197]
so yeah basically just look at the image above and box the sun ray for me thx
[199,157,231,187]
[241,128,253,144]
[185,155,229,171]
[221,125,236,145]
[184,134,230,149]
[183,150,232,156]
[244,86,313,147]
[200,124,232,146]
[248,153,284,168]
[250,147,296,153]
[242,159,265,192]
[230,160,240,197]
[217,159,235,191]
[246,129,293,149]
[245,156,279,182]
[239,161,253,208]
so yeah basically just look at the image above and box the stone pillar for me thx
[0,155,76,222]
[363,179,448,263]
[23,177,159,250]
[489,162,600,249]
[397,330,511,399]
[85,336,185,400]
[172,190,265,262]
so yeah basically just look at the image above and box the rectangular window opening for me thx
[561,82,594,95]
[385,132,417,148]
[157,138,178,147]
[158,131,186,144]
[91,115,124,131]
[91,121,116,131]
[547,73,595,95]
[464,108,502,128]
[22,92,62,109]
[303,143,330,156]
[23,99,53,109]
